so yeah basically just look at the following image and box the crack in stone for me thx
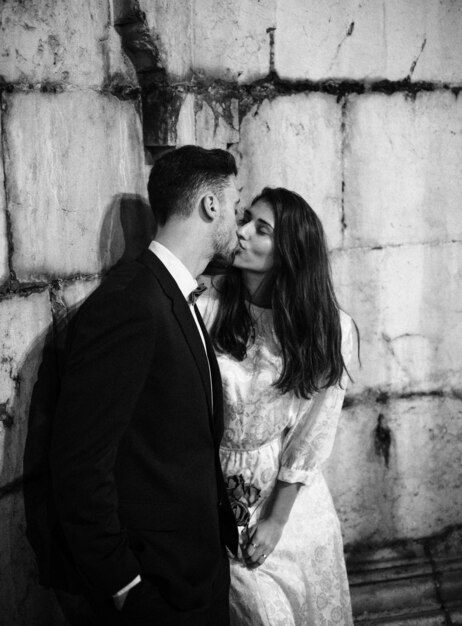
[381,331,415,381]
[343,388,462,409]
[330,238,462,255]
[329,21,355,71]
[407,36,428,81]
[0,75,460,116]
[0,82,140,101]
[0,274,102,299]
[340,97,348,243]
[266,26,276,75]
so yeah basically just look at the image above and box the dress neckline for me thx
[246,300,272,312]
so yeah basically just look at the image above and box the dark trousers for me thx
[85,553,231,626]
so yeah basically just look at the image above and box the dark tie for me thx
[188,283,207,305]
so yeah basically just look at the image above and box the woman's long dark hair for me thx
[211,187,348,399]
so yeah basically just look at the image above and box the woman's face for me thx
[233,199,275,273]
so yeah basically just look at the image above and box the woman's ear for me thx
[201,193,219,221]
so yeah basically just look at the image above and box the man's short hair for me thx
[147,145,238,225]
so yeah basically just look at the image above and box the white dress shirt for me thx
[148,241,209,353]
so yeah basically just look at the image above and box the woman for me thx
[198,187,354,626]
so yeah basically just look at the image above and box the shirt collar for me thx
[149,240,197,301]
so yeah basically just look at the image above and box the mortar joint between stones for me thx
[0,92,18,291]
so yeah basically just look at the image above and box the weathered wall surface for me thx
[1,0,462,624]
[138,0,462,549]
[0,1,147,623]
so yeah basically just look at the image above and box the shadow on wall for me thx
[99,193,156,269]
[0,194,155,625]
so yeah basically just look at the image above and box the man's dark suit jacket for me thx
[50,249,238,612]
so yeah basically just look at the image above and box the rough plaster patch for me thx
[105,0,139,91]
[195,98,239,150]
[275,0,462,83]
[332,242,462,395]
[235,92,343,248]
[327,396,462,547]
[0,291,52,489]
[0,0,110,86]
[3,91,146,281]
[137,0,194,81]
[344,92,462,248]
[139,0,276,83]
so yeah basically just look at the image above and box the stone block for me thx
[0,109,9,286]
[326,403,385,546]
[0,0,110,87]
[0,291,52,489]
[192,0,275,83]
[385,396,462,540]
[176,94,196,146]
[0,490,68,625]
[344,92,462,248]
[275,0,462,83]
[176,94,240,149]
[235,93,344,248]
[140,0,276,83]
[138,0,194,81]
[106,1,139,91]
[195,98,239,150]
[4,91,147,281]
[332,242,462,395]
[327,395,462,546]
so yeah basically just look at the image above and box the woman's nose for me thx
[238,221,251,239]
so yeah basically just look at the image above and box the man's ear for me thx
[201,193,219,221]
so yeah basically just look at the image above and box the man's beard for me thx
[206,239,239,273]
[207,249,236,272]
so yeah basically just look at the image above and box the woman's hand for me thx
[242,517,285,568]
[241,480,302,568]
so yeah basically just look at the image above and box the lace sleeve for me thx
[277,312,353,488]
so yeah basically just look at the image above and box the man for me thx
[50,146,240,625]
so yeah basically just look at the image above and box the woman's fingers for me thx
[246,540,258,558]
[243,518,285,568]
[244,530,269,565]
[245,528,262,559]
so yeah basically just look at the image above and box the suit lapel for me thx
[195,304,224,439]
[139,250,213,417]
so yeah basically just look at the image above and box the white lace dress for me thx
[198,284,353,626]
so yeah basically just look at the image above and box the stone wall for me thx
[0,1,147,623]
[1,0,462,623]
[137,0,462,547]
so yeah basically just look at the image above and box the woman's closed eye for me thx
[256,224,272,236]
